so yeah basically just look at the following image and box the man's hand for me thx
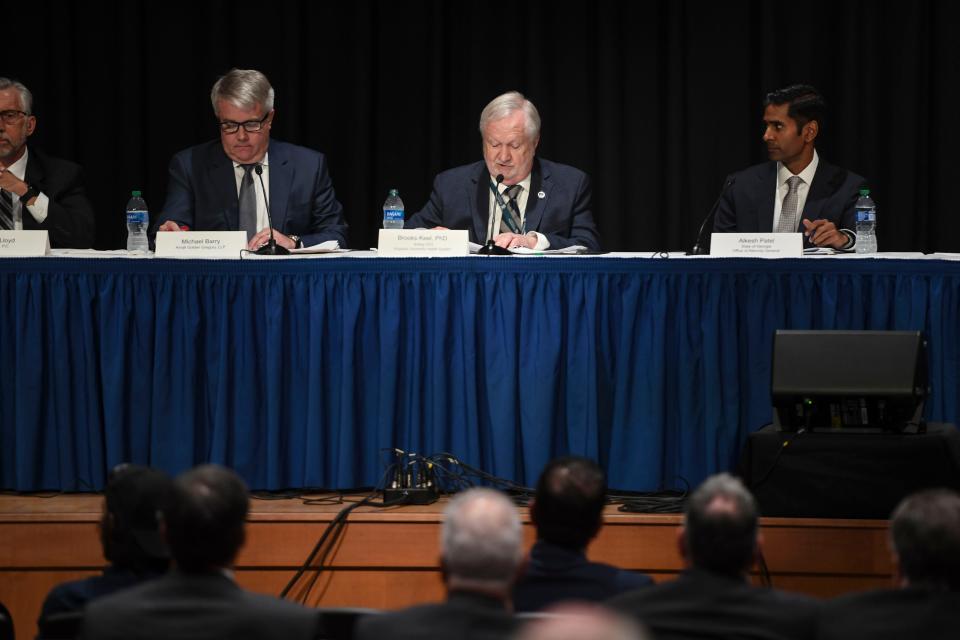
[157,221,184,232]
[248,228,295,251]
[494,232,535,250]
[0,168,28,198]
[802,219,849,249]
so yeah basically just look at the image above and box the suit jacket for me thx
[81,570,319,640]
[513,541,653,612]
[21,147,95,248]
[712,159,865,248]
[355,590,518,640]
[815,587,960,640]
[609,569,821,640]
[406,158,601,251]
[40,565,163,619]
[156,139,348,247]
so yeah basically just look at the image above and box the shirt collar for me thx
[777,149,819,187]
[490,172,532,195]
[6,146,29,180]
[233,151,269,171]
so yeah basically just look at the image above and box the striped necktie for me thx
[500,184,522,233]
[0,190,14,230]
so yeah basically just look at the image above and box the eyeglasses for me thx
[0,110,28,125]
[218,112,270,134]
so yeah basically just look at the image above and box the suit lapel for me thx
[523,159,545,232]
[208,145,240,230]
[473,164,490,243]
[21,150,44,230]
[267,143,292,233]
[802,162,842,223]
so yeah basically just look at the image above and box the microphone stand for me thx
[688,176,735,256]
[254,164,290,256]
[477,174,512,256]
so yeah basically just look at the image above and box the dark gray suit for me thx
[406,158,601,251]
[713,160,865,247]
[355,591,518,640]
[82,571,319,640]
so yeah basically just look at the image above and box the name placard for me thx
[0,231,50,257]
[378,229,469,257]
[155,232,247,259]
[710,233,803,258]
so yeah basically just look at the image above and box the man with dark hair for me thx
[610,473,819,640]
[39,465,172,619]
[815,488,960,639]
[513,457,652,611]
[0,77,95,248]
[356,488,523,640]
[83,464,318,640]
[711,84,866,250]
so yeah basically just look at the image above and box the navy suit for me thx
[21,147,95,249]
[513,541,653,612]
[157,139,348,248]
[406,158,601,251]
[713,160,865,248]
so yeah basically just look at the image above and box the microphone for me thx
[688,176,736,256]
[253,164,290,256]
[477,174,512,256]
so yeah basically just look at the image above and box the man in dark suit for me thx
[39,465,172,622]
[406,91,600,252]
[712,84,865,251]
[356,488,523,640]
[0,77,95,248]
[82,464,318,640]
[815,488,960,640]
[513,457,652,612]
[156,68,348,250]
[610,473,820,640]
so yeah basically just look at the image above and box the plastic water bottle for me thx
[854,188,877,254]
[126,190,149,253]
[382,189,404,230]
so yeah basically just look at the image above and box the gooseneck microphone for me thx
[254,164,290,256]
[688,176,736,256]
[477,174,512,256]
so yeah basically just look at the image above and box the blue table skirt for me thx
[2,256,958,491]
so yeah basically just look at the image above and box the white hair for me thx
[479,91,541,141]
[0,77,33,114]
[210,69,275,116]
[442,488,523,589]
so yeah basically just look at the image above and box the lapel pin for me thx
[538,190,546,199]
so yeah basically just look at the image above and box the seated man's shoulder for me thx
[267,139,327,164]
[538,158,589,182]
[28,148,82,175]
[434,161,486,184]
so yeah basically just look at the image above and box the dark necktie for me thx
[0,190,14,230]
[500,184,523,233]
[238,164,258,240]
[776,176,803,233]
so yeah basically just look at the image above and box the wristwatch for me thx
[21,184,40,205]
[288,235,303,249]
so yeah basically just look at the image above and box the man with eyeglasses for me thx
[0,77,95,248]
[155,68,348,250]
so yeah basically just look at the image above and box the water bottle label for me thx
[127,210,148,224]
[856,210,876,223]
[384,208,404,222]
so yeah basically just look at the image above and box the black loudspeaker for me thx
[771,330,928,432]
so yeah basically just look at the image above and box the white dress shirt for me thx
[772,150,819,232]
[486,172,549,250]
[4,148,50,227]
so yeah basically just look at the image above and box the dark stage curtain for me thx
[6,0,959,253]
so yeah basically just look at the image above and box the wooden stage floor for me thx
[0,492,894,640]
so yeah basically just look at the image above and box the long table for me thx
[2,253,959,492]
